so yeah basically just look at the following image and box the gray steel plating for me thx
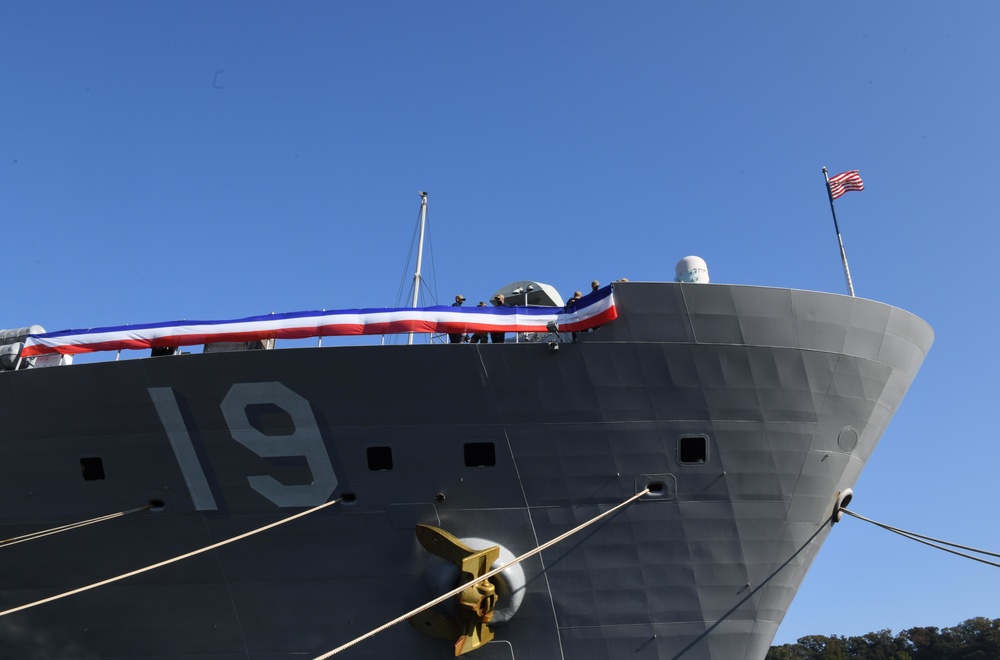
[0,282,933,659]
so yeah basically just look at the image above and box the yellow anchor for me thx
[411,524,501,656]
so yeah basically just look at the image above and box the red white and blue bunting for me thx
[22,287,617,357]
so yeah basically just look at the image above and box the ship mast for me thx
[408,191,428,345]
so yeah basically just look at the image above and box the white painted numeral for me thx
[221,382,339,507]
[151,382,339,510]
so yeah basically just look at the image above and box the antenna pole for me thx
[822,167,855,297]
[408,192,428,345]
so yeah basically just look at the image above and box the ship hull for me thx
[0,282,933,659]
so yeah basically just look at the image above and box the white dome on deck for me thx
[675,256,709,283]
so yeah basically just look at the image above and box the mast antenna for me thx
[408,191,429,345]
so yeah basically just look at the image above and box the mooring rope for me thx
[0,504,153,549]
[314,487,651,659]
[840,507,1000,569]
[0,497,343,618]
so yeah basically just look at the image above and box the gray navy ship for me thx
[0,256,932,659]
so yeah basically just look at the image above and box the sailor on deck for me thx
[450,295,467,343]
[566,291,583,309]
[490,294,506,343]
[469,302,489,344]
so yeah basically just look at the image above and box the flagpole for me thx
[822,167,855,297]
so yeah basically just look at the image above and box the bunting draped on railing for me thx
[22,287,617,357]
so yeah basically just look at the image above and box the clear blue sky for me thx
[4,2,999,647]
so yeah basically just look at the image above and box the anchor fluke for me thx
[412,524,501,656]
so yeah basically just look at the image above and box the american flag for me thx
[828,170,864,200]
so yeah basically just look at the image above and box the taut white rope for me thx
[315,488,651,659]
[841,507,1000,568]
[0,497,343,618]
[0,505,152,549]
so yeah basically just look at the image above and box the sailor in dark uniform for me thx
[566,291,584,341]
[450,295,467,343]
[490,294,506,343]
[469,302,489,343]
